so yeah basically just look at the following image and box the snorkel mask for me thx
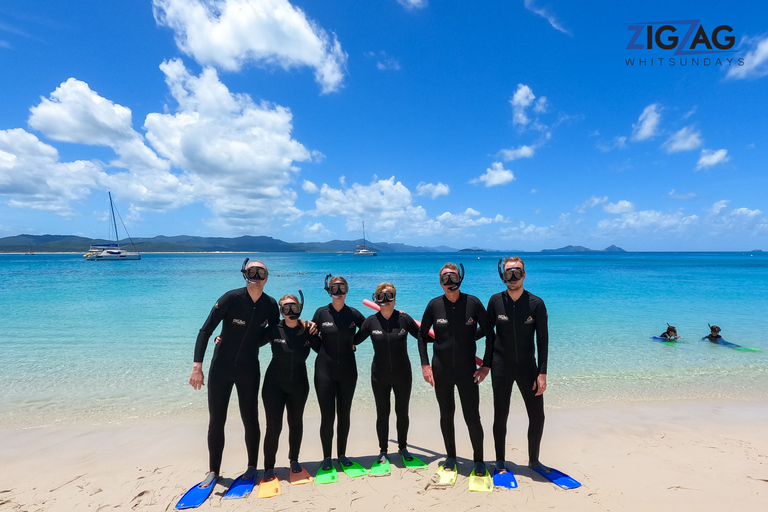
[281,290,304,320]
[324,274,348,297]
[439,264,464,291]
[498,259,524,283]
[241,258,268,283]
[372,289,395,305]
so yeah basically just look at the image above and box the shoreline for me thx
[2,397,767,511]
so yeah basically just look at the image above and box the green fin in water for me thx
[468,468,493,492]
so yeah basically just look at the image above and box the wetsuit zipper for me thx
[235,301,259,368]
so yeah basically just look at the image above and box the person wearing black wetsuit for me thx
[312,275,366,471]
[704,324,722,342]
[488,256,549,476]
[418,263,494,477]
[261,293,320,482]
[190,259,279,487]
[354,283,421,465]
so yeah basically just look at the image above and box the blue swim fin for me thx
[492,468,518,489]
[223,472,256,499]
[175,479,217,509]
[533,466,581,489]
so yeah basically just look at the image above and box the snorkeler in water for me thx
[659,324,680,340]
[704,324,722,342]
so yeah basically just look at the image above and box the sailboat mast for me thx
[108,192,119,244]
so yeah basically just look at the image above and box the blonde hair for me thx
[330,276,348,287]
[374,282,396,297]
[439,262,459,275]
[502,256,525,270]
[279,294,305,334]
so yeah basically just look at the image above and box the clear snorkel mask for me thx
[372,289,395,305]
[498,259,524,283]
[281,290,304,320]
[241,258,269,283]
[324,274,348,297]
[439,263,464,291]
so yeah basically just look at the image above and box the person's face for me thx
[245,261,268,287]
[280,300,300,319]
[329,281,348,300]
[439,268,460,292]
[375,288,396,308]
[503,261,525,290]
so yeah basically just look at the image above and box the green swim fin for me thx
[315,464,338,485]
[369,458,391,477]
[468,468,493,492]
[340,459,368,478]
[401,453,428,470]
[428,464,457,488]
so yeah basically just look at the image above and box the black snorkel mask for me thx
[241,258,268,283]
[439,263,464,291]
[281,290,304,320]
[498,259,524,283]
[372,290,395,305]
[324,274,348,297]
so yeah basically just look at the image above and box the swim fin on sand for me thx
[315,464,338,485]
[427,464,457,489]
[400,452,428,470]
[533,465,581,489]
[257,476,282,498]
[340,458,368,478]
[468,468,493,492]
[492,468,518,489]
[175,476,217,509]
[222,470,256,499]
[369,458,391,477]
[289,467,313,485]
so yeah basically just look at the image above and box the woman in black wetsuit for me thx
[354,283,421,465]
[261,293,320,483]
[312,275,366,471]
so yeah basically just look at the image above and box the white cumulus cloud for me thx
[663,126,702,153]
[696,149,729,170]
[510,84,536,126]
[603,200,635,214]
[416,181,450,199]
[499,145,535,161]
[575,196,607,214]
[631,103,662,141]
[302,180,319,193]
[726,35,768,80]
[152,0,348,93]
[471,162,514,187]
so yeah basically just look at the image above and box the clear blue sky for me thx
[1,1,766,251]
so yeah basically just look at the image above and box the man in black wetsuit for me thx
[418,263,494,477]
[189,259,279,488]
[487,256,550,476]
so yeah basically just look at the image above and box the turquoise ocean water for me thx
[1,251,767,427]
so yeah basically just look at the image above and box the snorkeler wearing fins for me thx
[354,283,423,473]
[418,263,494,482]
[704,324,722,342]
[487,257,551,480]
[312,275,367,480]
[260,292,320,493]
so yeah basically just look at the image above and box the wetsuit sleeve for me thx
[261,324,277,347]
[311,308,324,352]
[307,331,322,352]
[473,297,494,367]
[418,301,434,366]
[352,307,366,328]
[353,316,373,345]
[194,293,230,363]
[268,297,280,329]
[535,299,549,374]
[403,313,421,340]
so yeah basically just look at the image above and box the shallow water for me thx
[1,251,766,426]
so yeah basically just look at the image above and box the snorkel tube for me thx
[447,263,464,291]
[324,273,332,296]
[241,257,252,283]
[497,259,505,282]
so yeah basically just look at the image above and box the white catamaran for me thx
[353,222,377,256]
[84,192,141,261]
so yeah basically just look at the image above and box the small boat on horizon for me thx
[353,222,377,257]
[84,192,141,261]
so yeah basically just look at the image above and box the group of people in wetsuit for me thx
[189,256,550,490]
[658,324,724,341]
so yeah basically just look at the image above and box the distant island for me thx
[0,234,628,254]
[540,245,626,253]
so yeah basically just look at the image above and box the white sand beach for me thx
[2,398,767,511]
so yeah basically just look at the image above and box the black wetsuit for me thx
[194,288,279,474]
[486,289,548,464]
[261,320,320,471]
[704,334,722,342]
[418,293,493,462]
[354,310,421,453]
[312,304,366,459]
